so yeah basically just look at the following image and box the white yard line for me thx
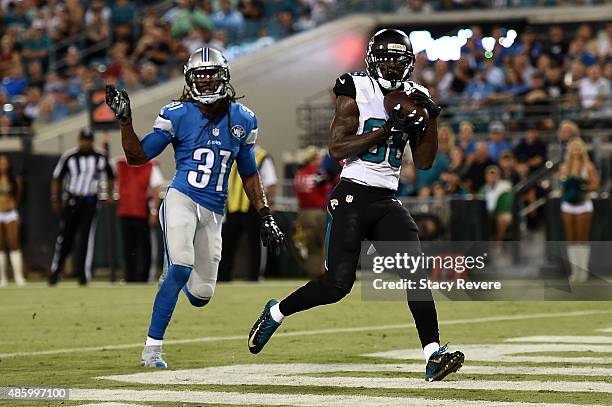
[77,404,150,407]
[507,336,612,343]
[2,309,611,359]
[69,389,611,407]
[98,364,612,393]
[366,343,612,364]
[599,328,612,333]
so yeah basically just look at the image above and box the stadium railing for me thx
[297,95,612,148]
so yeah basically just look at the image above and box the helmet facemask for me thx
[367,51,415,90]
[185,66,230,104]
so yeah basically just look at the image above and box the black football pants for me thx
[279,179,440,348]
[120,217,151,282]
[50,197,98,285]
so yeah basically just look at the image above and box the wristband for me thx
[258,206,271,218]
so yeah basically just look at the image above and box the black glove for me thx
[382,104,426,135]
[259,208,286,256]
[409,89,441,119]
[105,84,132,121]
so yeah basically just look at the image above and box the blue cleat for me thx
[425,343,464,382]
[140,345,168,368]
[248,299,281,354]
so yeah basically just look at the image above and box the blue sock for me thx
[147,264,192,340]
[182,285,210,307]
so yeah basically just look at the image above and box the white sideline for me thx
[2,309,611,359]
[69,389,610,407]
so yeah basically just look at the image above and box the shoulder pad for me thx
[333,73,357,99]
[159,101,188,119]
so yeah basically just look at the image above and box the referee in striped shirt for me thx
[49,128,115,286]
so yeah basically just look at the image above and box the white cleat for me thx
[140,345,168,368]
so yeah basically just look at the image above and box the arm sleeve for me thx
[332,73,356,99]
[141,129,172,161]
[236,143,257,177]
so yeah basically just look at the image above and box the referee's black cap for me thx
[79,127,94,140]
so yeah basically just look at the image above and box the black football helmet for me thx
[366,29,415,90]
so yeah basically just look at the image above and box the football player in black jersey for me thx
[248,29,464,381]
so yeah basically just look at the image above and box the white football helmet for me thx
[183,47,230,104]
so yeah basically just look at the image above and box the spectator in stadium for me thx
[294,3,316,33]
[115,157,164,283]
[516,26,543,67]
[487,121,512,163]
[111,0,136,26]
[0,154,25,287]
[578,64,611,112]
[465,66,495,103]
[292,147,328,278]
[212,0,245,36]
[483,57,505,89]
[448,57,473,96]
[558,137,599,282]
[398,0,433,14]
[49,128,115,286]
[132,27,171,69]
[524,72,551,115]
[218,146,277,282]
[498,151,521,185]
[513,125,547,173]
[441,170,467,196]
[21,19,50,66]
[543,25,568,66]
[238,0,266,21]
[463,141,495,193]
[596,22,612,59]
[544,66,567,98]
[433,60,453,100]
[568,39,597,67]
[457,121,476,159]
[24,86,41,120]
[448,146,467,178]
[9,98,32,132]
[85,5,111,63]
[1,63,27,97]
[47,7,71,61]
[0,33,19,79]
[168,0,213,38]
[26,61,45,91]
[415,124,452,192]
[479,165,513,243]
[140,62,159,87]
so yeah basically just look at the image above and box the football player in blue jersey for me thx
[105,47,286,368]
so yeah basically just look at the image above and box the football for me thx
[383,90,429,124]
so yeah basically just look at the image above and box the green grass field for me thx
[1,281,612,407]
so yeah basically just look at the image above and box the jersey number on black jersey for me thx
[359,118,408,168]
